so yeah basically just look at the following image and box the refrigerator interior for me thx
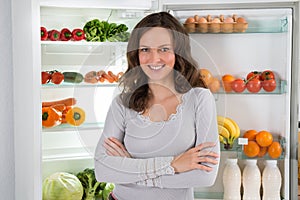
[40,3,157,179]
[38,1,299,200]
[166,6,293,199]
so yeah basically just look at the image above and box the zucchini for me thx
[63,72,84,83]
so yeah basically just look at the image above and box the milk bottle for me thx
[242,159,261,200]
[223,158,241,200]
[262,160,282,200]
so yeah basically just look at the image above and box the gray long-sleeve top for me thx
[94,87,220,200]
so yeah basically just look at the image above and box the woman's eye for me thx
[160,47,170,52]
[140,48,149,52]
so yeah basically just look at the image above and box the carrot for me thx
[51,104,66,112]
[108,71,119,82]
[102,72,115,83]
[42,97,77,107]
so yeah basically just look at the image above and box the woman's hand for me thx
[171,142,219,173]
[103,137,131,158]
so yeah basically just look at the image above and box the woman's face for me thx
[138,27,175,84]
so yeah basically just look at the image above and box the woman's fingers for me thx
[104,138,125,156]
[194,142,217,152]
[198,150,219,158]
[104,137,131,157]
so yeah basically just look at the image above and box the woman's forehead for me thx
[139,27,173,47]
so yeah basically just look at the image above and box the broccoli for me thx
[76,168,106,200]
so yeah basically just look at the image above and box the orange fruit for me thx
[208,77,221,93]
[243,129,258,141]
[200,69,213,85]
[222,74,235,92]
[257,146,268,157]
[243,141,260,157]
[268,141,282,159]
[256,130,273,147]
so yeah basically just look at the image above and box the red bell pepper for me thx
[48,29,60,41]
[60,28,72,41]
[40,27,48,41]
[72,28,85,41]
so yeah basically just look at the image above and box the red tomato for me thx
[51,71,64,84]
[261,70,275,81]
[246,71,261,81]
[246,79,262,93]
[41,71,51,84]
[262,79,276,92]
[231,78,246,93]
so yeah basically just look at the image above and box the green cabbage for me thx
[42,172,83,200]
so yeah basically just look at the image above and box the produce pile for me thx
[217,115,240,150]
[41,19,130,42]
[42,169,114,200]
[41,70,124,85]
[42,97,85,128]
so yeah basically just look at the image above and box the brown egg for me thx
[232,14,238,22]
[224,17,234,23]
[236,17,246,23]
[212,18,221,23]
[198,17,207,23]
[220,15,224,22]
[207,15,212,22]
[194,15,199,21]
[185,17,195,24]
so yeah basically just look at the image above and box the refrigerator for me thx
[11,0,299,199]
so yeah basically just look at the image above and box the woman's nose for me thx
[149,50,160,62]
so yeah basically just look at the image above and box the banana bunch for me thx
[217,115,240,149]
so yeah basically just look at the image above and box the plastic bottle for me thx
[262,160,282,200]
[223,158,241,200]
[242,159,261,200]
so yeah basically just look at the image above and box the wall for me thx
[0,0,15,199]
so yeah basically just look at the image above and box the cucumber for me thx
[63,72,84,83]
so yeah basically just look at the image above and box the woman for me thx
[94,11,220,200]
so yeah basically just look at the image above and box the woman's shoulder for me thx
[188,87,212,98]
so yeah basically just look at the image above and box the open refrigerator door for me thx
[161,0,299,199]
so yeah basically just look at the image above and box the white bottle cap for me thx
[246,159,257,164]
[265,160,277,165]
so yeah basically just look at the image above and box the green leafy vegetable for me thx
[42,172,83,200]
[83,19,129,42]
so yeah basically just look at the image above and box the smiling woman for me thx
[94,11,220,200]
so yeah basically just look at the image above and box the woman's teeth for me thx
[149,65,163,70]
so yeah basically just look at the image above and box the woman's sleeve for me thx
[139,89,220,189]
[94,96,175,184]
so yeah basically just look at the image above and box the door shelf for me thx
[213,80,286,95]
[42,122,105,132]
[220,136,286,160]
[193,192,285,200]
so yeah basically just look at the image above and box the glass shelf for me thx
[213,80,286,95]
[220,136,286,160]
[42,82,118,88]
[42,122,105,132]
[41,41,128,46]
[194,192,224,199]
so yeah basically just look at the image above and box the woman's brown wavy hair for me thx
[119,11,206,112]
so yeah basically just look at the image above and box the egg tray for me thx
[183,22,248,33]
